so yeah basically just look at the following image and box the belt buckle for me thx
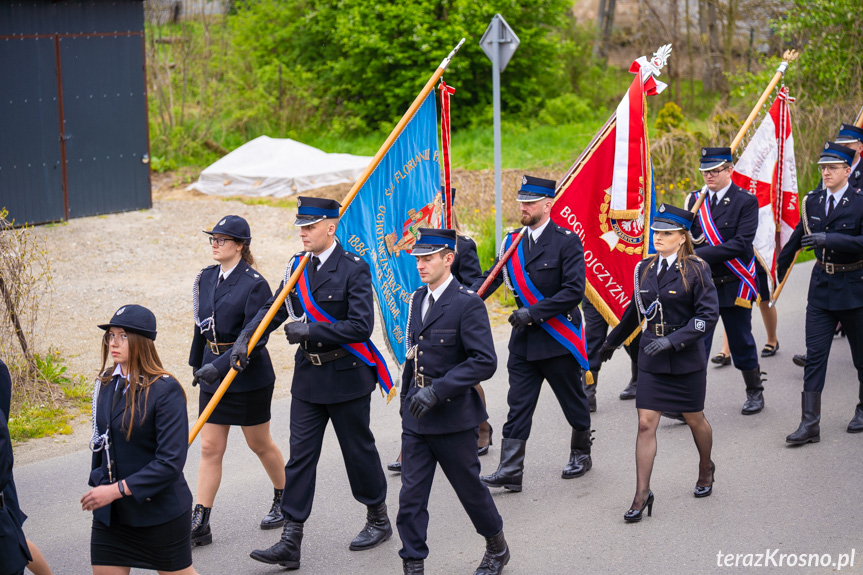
[654,324,665,337]
[308,353,322,366]
[824,262,835,274]
[416,374,425,388]
[207,340,219,355]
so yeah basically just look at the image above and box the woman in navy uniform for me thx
[600,205,719,522]
[188,215,285,546]
[398,229,508,575]
[685,147,765,415]
[778,142,863,445]
[1,358,32,575]
[473,175,593,492]
[237,197,390,570]
[81,305,198,574]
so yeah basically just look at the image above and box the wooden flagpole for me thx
[689,50,799,215]
[189,39,467,445]
[854,105,863,128]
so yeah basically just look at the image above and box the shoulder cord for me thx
[283,258,306,322]
[500,234,516,293]
[404,290,417,358]
[688,188,707,245]
[801,194,812,235]
[633,259,663,325]
[89,378,109,452]
[192,269,216,338]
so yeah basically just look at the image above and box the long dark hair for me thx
[98,332,184,439]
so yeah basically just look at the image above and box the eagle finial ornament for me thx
[645,44,672,78]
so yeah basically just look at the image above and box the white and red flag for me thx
[551,46,670,326]
[731,86,800,294]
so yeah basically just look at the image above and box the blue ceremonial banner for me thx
[337,91,441,364]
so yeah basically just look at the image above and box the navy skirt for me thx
[91,509,192,571]
[635,368,707,413]
[199,384,274,426]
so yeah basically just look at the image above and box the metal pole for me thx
[492,16,503,256]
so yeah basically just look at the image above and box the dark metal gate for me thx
[0,1,151,225]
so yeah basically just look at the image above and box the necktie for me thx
[657,258,668,283]
[827,195,835,217]
[423,294,435,323]
[710,193,718,211]
[111,379,125,412]
[217,273,225,287]
[309,256,321,283]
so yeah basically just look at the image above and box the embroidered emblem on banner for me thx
[599,191,646,254]
[383,193,443,257]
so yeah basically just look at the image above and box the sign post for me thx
[480,14,519,255]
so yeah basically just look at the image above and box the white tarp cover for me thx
[187,135,372,197]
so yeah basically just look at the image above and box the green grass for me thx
[223,196,298,210]
[8,405,73,441]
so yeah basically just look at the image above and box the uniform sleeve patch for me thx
[694,319,706,332]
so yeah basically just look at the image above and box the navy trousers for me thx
[804,304,863,396]
[397,428,503,560]
[280,395,386,522]
[502,352,590,441]
[703,305,759,372]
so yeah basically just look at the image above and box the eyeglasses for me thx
[103,332,128,346]
[209,237,236,246]
[819,165,844,173]
[703,168,730,177]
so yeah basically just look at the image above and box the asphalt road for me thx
[14,261,863,574]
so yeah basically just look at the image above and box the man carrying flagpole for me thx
[472,176,593,492]
[233,197,392,570]
[685,148,765,416]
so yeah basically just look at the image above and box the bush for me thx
[538,94,598,126]
[655,102,685,133]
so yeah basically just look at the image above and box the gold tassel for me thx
[385,385,398,404]
[735,297,753,309]
[585,371,595,386]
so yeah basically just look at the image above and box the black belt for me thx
[646,323,685,337]
[414,373,434,388]
[713,274,738,286]
[816,260,863,274]
[206,341,234,356]
[302,348,347,366]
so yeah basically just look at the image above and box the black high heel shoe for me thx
[478,423,493,456]
[623,491,654,523]
[694,462,715,498]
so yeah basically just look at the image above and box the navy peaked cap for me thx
[295,196,341,226]
[98,304,158,341]
[203,215,251,242]
[836,124,863,144]
[517,175,556,202]
[651,204,695,231]
[411,228,457,256]
[699,147,733,171]
[818,141,854,166]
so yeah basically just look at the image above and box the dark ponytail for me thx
[241,243,255,267]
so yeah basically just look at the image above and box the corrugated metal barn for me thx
[0,1,151,225]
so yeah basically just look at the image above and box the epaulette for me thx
[203,263,219,271]
[243,267,262,280]
[457,285,476,295]
[554,225,573,236]
[343,251,362,264]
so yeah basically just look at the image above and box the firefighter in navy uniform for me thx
[1,359,32,575]
[685,147,766,415]
[188,215,286,546]
[235,197,391,570]
[398,228,509,575]
[471,175,593,492]
[793,124,863,368]
[778,142,863,444]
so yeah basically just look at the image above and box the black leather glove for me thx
[191,366,200,385]
[229,331,252,372]
[644,336,673,357]
[599,341,616,363]
[285,322,310,344]
[409,386,439,420]
[193,364,221,387]
[801,232,826,249]
[508,307,533,330]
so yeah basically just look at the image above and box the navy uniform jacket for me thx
[249,242,377,404]
[452,235,482,287]
[402,280,497,435]
[606,256,719,375]
[1,359,31,575]
[89,374,192,527]
[777,185,863,311]
[685,184,758,307]
[189,263,275,393]
[471,223,585,361]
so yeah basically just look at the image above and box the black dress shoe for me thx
[250,520,303,569]
[849,404,863,433]
[349,502,392,551]
[478,423,493,456]
[387,460,402,473]
[623,490,654,523]
[711,353,731,366]
[792,354,807,367]
[260,488,285,530]
[694,462,715,498]
[191,503,212,546]
[474,530,510,575]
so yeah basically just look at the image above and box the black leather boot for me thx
[403,559,424,574]
[741,367,765,415]
[786,392,820,445]
[190,503,212,546]
[847,403,863,433]
[619,361,638,400]
[474,530,510,575]
[349,502,392,550]
[260,488,285,530]
[585,373,597,412]
[249,520,304,569]
[481,438,526,492]
[562,429,593,479]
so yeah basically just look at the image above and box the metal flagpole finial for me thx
[777,49,799,74]
[643,44,673,78]
[440,38,467,70]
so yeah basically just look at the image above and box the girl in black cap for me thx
[600,205,719,522]
[188,215,284,546]
[81,305,199,574]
